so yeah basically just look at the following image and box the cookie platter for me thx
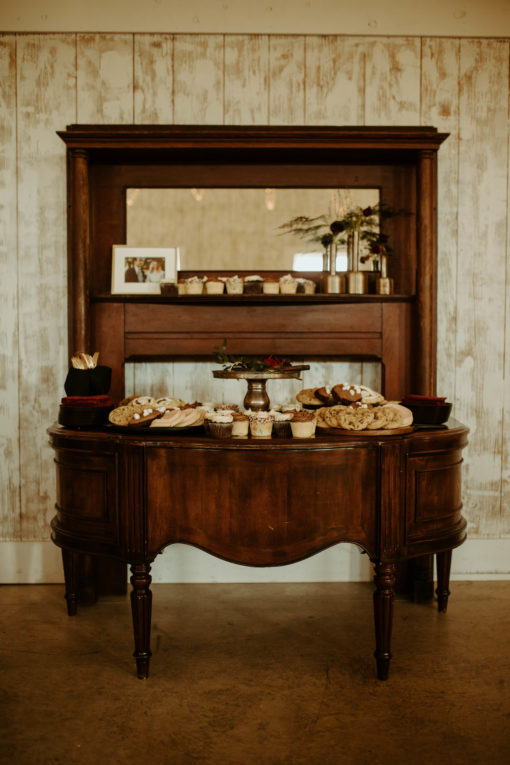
[316,424,414,436]
[105,423,204,434]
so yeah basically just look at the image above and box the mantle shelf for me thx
[92,293,414,305]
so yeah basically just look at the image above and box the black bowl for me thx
[406,402,452,425]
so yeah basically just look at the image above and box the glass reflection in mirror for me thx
[126,188,380,272]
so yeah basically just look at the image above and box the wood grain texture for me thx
[0,35,20,539]
[455,39,509,536]
[365,38,421,125]
[77,34,133,123]
[173,35,223,124]
[421,38,460,403]
[224,35,269,124]
[305,36,365,125]
[134,34,173,124]
[16,34,76,538]
[268,36,305,125]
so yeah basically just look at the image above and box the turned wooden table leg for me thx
[130,563,152,679]
[373,562,396,681]
[61,549,80,616]
[436,550,452,613]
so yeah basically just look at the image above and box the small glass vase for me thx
[324,242,345,293]
[376,254,394,295]
[346,229,366,294]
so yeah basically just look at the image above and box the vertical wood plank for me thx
[502,101,510,536]
[305,35,366,384]
[17,34,76,538]
[77,33,133,123]
[224,35,269,124]
[173,35,223,124]
[134,34,173,124]
[421,39,460,404]
[364,38,421,125]
[305,36,365,125]
[268,36,305,125]
[0,35,20,540]
[455,38,509,536]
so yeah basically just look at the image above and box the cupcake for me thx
[270,410,293,438]
[249,411,273,438]
[215,403,239,412]
[185,276,205,295]
[160,281,178,296]
[226,275,244,294]
[232,411,250,437]
[263,279,280,294]
[205,278,225,295]
[243,275,264,294]
[296,278,316,295]
[177,278,187,295]
[290,410,317,438]
[205,411,233,438]
[279,274,298,294]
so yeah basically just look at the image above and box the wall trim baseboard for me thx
[1,539,509,584]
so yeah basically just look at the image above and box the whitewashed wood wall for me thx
[1,33,509,555]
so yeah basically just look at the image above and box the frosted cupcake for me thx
[270,410,293,438]
[279,274,298,294]
[263,279,280,294]
[243,275,264,294]
[185,276,205,295]
[290,410,317,438]
[204,411,233,438]
[226,275,244,295]
[249,411,273,438]
[205,278,225,295]
[296,278,316,294]
[232,412,250,437]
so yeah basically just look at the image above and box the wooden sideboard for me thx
[48,421,468,680]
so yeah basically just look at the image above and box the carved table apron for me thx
[48,421,468,680]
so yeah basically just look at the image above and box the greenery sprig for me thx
[213,339,290,372]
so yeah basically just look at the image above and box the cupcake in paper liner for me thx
[290,410,317,438]
[185,275,205,294]
[296,277,316,294]
[243,275,264,294]
[226,275,243,294]
[263,278,280,294]
[249,411,273,438]
[205,278,225,295]
[279,273,298,295]
[269,410,293,438]
[232,411,250,437]
[205,411,233,438]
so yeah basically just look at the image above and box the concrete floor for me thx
[1,581,509,765]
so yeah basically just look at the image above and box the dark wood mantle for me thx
[58,124,448,403]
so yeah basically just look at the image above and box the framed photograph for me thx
[111,246,178,294]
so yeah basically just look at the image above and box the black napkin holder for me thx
[64,366,112,396]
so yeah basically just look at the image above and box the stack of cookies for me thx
[296,384,413,431]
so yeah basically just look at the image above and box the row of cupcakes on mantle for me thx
[161,273,316,296]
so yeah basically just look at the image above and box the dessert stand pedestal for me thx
[212,366,309,411]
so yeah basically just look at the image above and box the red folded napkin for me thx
[61,395,114,407]
[401,394,447,406]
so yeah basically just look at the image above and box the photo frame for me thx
[111,246,178,294]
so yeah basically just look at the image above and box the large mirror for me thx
[126,188,379,272]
